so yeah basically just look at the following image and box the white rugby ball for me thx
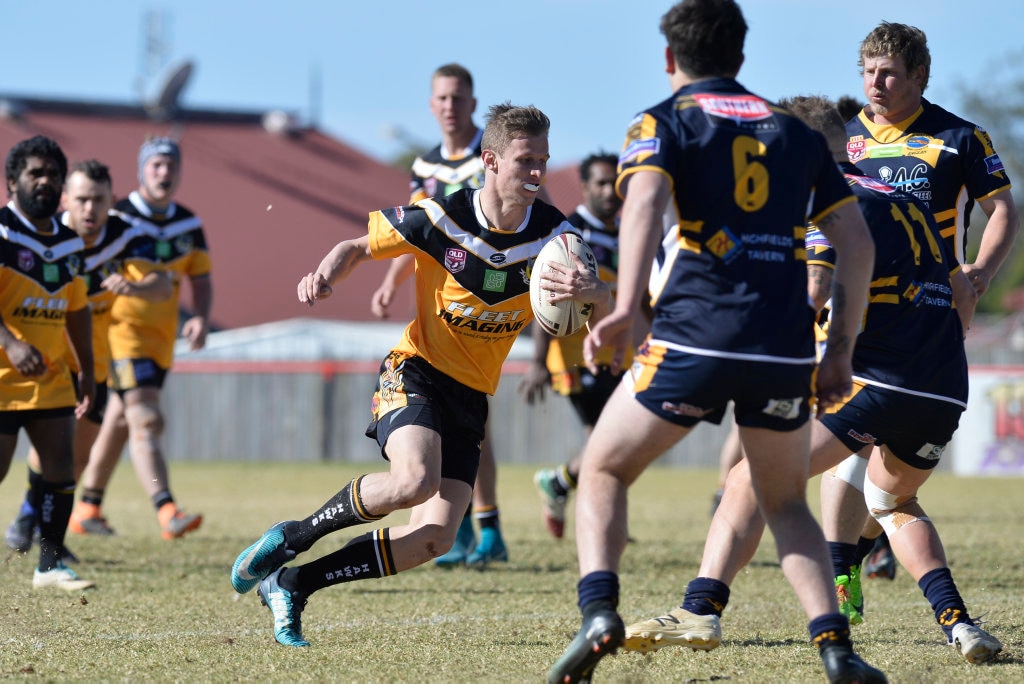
[530,232,598,337]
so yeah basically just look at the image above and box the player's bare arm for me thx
[813,201,874,414]
[585,170,669,374]
[517,321,552,405]
[101,270,173,302]
[370,253,415,319]
[182,273,212,351]
[0,318,45,377]
[950,268,978,336]
[807,264,833,312]
[65,306,96,417]
[298,235,374,306]
[962,191,1019,296]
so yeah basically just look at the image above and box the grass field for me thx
[0,461,1021,682]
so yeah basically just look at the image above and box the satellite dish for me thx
[152,60,194,112]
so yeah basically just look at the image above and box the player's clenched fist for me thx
[297,273,333,306]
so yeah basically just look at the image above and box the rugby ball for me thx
[529,232,598,337]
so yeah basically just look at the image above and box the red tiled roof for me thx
[0,97,584,328]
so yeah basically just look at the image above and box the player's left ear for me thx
[482,149,498,172]
[664,46,675,75]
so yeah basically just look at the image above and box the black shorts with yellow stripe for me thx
[365,351,488,487]
[820,381,963,470]
[627,343,812,431]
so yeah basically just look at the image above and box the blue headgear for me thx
[137,137,181,182]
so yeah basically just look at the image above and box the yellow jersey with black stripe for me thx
[62,213,151,383]
[107,192,212,370]
[368,188,572,395]
[0,205,87,410]
[409,130,485,203]
[846,99,1012,263]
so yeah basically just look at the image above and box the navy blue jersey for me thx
[807,163,967,406]
[846,99,1012,263]
[617,78,856,362]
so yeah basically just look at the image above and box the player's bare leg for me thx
[70,391,127,535]
[121,387,201,539]
[466,427,508,567]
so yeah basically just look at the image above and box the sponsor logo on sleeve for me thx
[985,154,1005,174]
[619,138,660,164]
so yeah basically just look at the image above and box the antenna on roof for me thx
[135,9,171,102]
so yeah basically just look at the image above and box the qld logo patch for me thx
[17,249,34,272]
[444,248,467,273]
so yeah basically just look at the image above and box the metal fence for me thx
[161,359,732,468]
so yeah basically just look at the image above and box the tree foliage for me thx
[957,50,1024,313]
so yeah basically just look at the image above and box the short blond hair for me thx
[481,103,550,157]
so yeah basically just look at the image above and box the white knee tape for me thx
[832,454,867,492]
[863,473,927,536]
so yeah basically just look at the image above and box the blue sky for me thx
[4,1,1020,167]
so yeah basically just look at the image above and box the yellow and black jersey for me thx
[62,212,151,383]
[846,99,1012,263]
[368,188,572,395]
[0,204,87,410]
[107,192,212,370]
[546,207,620,392]
[409,129,485,203]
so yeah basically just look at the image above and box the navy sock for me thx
[577,571,619,616]
[918,567,970,640]
[682,577,730,616]
[36,480,75,572]
[829,541,858,577]
[854,536,876,564]
[808,613,852,650]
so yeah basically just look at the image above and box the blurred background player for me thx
[369,64,508,568]
[0,135,95,591]
[4,160,171,549]
[519,151,624,539]
[547,2,882,681]
[825,21,1019,585]
[69,137,212,540]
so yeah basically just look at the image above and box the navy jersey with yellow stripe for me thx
[409,130,485,203]
[809,163,967,406]
[846,99,1012,263]
[367,188,572,395]
[0,205,88,410]
[617,78,856,362]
